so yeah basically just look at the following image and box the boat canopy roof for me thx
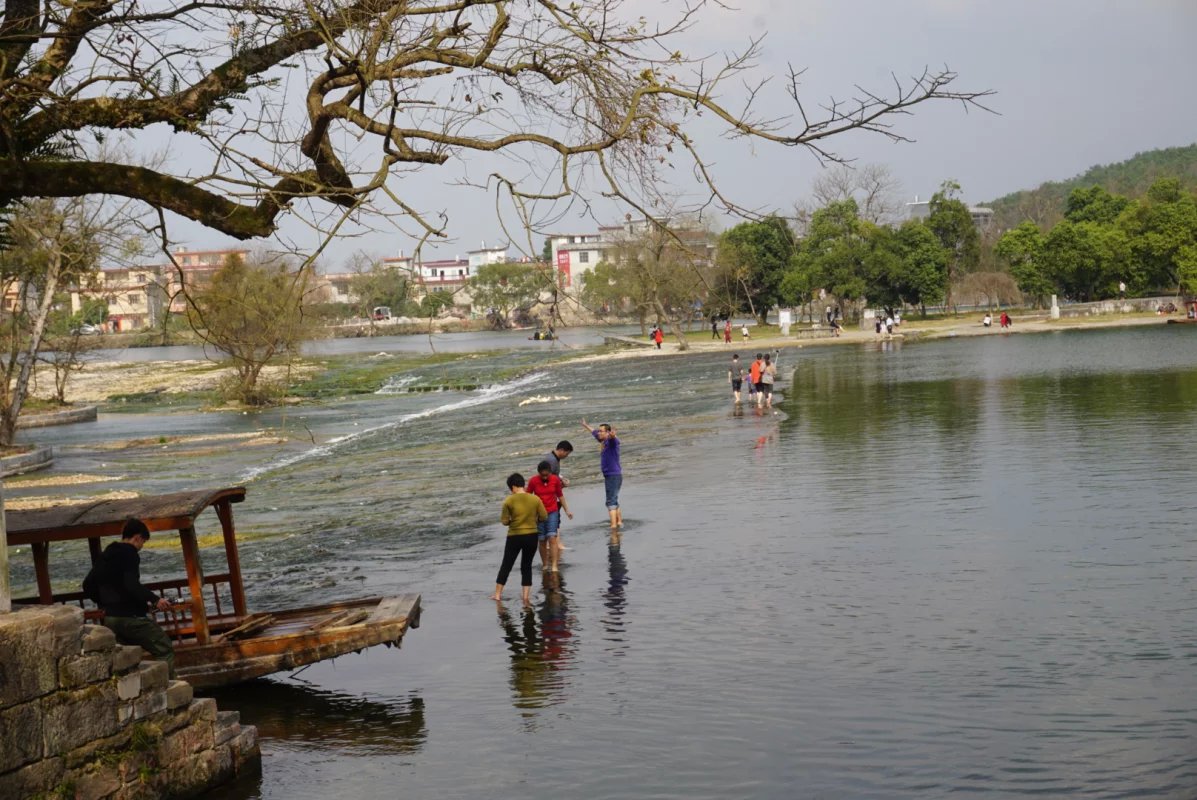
[6,487,246,546]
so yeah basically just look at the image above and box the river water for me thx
[9,326,1197,798]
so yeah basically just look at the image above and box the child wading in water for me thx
[491,473,547,604]
[528,460,572,572]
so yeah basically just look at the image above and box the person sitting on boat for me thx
[83,518,176,677]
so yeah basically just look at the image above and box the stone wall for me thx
[0,605,259,800]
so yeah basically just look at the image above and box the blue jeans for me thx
[538,510,561,540]
[604,474,623,509]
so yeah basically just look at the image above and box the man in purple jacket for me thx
[581,419,622,530]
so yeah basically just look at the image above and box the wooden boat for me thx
[8,487,421,690]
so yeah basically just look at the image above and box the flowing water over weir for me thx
[10,326,1197,798]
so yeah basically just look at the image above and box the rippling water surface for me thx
[11,326,1197,798]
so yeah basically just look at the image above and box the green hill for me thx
[987,142,1197,229]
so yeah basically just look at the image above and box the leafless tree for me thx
[36,328,100,404]
[0,1,990,248]
[0,196,140,445]
[801,163,904,226]
[955,272,1022,309]
[600,219,716,350]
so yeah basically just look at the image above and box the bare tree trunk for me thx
[1,262,60,446]
[737,276,758,324]
[654,299,689,351]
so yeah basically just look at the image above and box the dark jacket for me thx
[89,541,159,617]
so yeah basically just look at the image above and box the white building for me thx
[468,244,509,272]
[548,218,715,288]
[548,233,610,288]
[905,197,994,230]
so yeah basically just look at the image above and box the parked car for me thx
[71,323,100,335]
[372,306,392,321]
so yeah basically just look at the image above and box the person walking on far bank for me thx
[581,419,622,530]
[741,323,750,342]
[724,319,732,344]
[491,473,548,605]
[712,318,719,339]
[729,353,744,403]
[653,326,664,349]
[83,518,177,678]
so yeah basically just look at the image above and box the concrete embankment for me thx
[17,405,99,429]
[0,606,259,799]
[0,446,53,478]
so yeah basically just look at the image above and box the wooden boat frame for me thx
[8,487,421,689]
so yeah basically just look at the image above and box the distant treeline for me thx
[988,142,1197,230]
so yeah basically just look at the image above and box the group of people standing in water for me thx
[491,419,624,604]
[727,352,778,408]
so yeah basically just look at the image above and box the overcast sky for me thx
[168,0,1197,267]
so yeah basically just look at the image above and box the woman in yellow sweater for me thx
[491,473,548,605]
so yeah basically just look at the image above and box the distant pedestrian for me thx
[712,318,719,339]
[894,311,901,327]
[491,473,548,604]
[724,319,732,344]
[1000,311,1011,329]
[653,326,664,349]
[741,323,750,341]
[983,313,992,328]
[728,353,744,403]
[581,419,622,530]
[825,306,833,326]
[885,315,894,335]
[874,317,883,337]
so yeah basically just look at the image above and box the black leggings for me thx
[496,533,539,587]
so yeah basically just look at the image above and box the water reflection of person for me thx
[538,571,577,680]
[496,601,548,714]
[602,535,630,654]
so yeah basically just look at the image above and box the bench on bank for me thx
[792,325,836,340]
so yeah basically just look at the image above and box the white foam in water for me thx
[376,374,420,393]
[240,371,546,481]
